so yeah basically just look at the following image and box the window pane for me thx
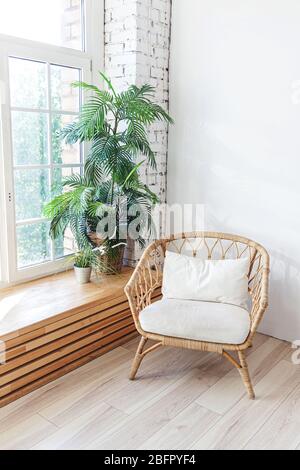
[9,58,47,109]
[51,65,80,112]
[52,114,80,164]
[14,169,50,221]
[52,167,79,258]
[0,0,84,51]
[54,229,77,259]
[11,112,49,165]
[52,166,80,194]
[17,222,51,268]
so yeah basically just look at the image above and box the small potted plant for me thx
[72,247,108,284]
[73,250,93,284]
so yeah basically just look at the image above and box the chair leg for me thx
[238,351,255,400]
[129,336,148,380]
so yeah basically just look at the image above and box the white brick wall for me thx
[104,0,172,265]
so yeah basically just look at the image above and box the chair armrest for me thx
[124,241,164,330]
[249,266,270,338]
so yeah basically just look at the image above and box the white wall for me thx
[168,0,300,342]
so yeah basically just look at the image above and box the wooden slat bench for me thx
[0,268,160,407]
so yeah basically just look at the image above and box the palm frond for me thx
[69,214,90,249]
[121,160,145,188]
[87,135,134,178]
[48,212,70,240]
[72,81,102,94]
[61,173,85,188]
[117,84,173,126]
[99,72,118,99]
[123,120,156,167]
[94,180,111,202]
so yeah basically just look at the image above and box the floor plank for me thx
[0,413,57,450]
[104,348,211,415]
[87,369,212,450]
[0,333,299,450]
[0,346,132,423]
[190,360,300,450]
[244,378,300,450]
[196,337,289,414]
[33,403,126,450]
[141,402,220,450]
[87,352,251,450]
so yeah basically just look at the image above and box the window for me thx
[0,0,85,51]
[0,0,103,285]
[10,58,82,269]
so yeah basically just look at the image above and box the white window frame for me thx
[0,0,104,286]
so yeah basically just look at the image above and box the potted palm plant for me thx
[44,73,173,273]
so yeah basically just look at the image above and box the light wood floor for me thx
[1,333,299,450]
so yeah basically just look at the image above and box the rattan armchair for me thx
[125,232,270,399]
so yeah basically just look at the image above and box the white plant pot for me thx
[74,266,92,284]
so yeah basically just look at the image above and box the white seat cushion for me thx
[139,298,251,345]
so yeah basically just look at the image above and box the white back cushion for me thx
[162,251,249,308]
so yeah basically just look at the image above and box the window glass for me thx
[9,58,47,109]
[11,112,49,166]
[51,65,80,112]
[17,222,51,268]
[52,114,81,164]
[8,57,83,269]
[0,0,84,51]
[14,169,50,221]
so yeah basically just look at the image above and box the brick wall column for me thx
[104,0,172,265]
